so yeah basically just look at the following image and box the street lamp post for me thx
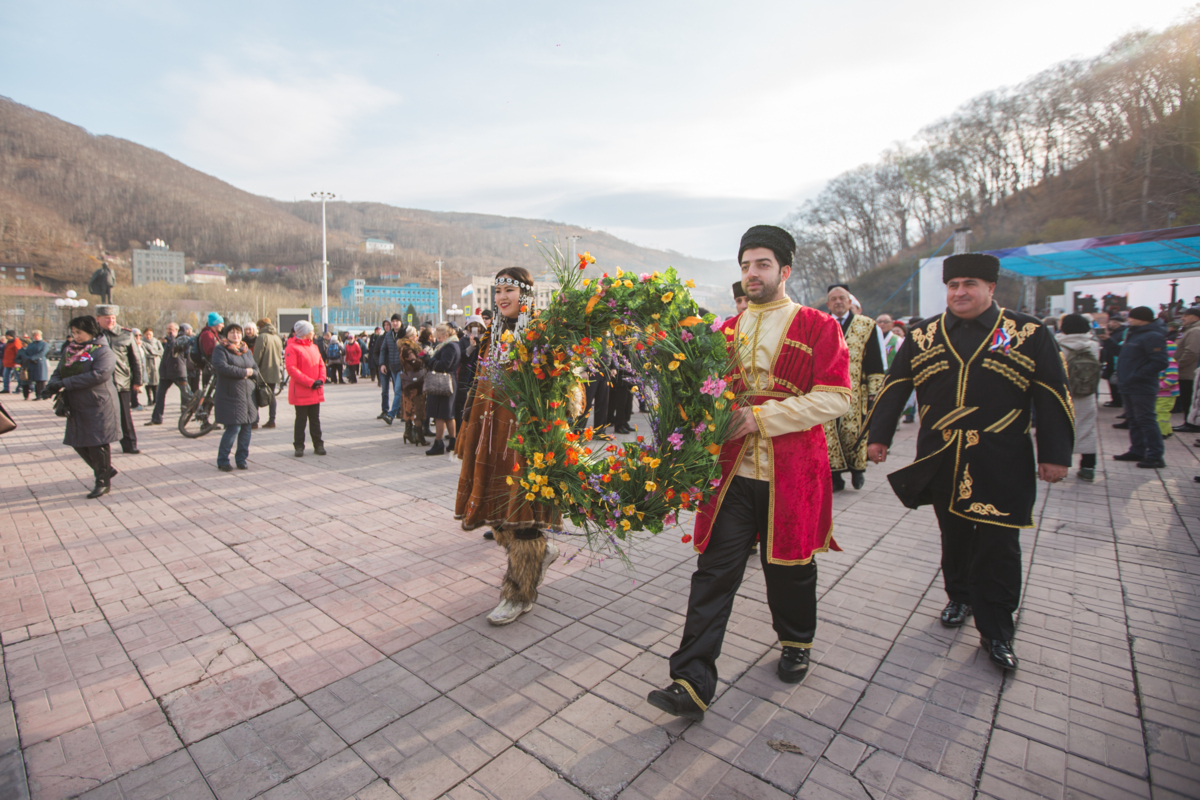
[311,191,336,332]
[436,259,443,323]
[53,290,88,338]
[567,235,581,266]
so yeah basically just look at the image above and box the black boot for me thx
[413,426,428,446]
[447,436,456,451]
[425,439,445,456]
[87,447,112,499]
[403,420,414,444]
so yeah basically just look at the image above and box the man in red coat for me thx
[648,225,852,722]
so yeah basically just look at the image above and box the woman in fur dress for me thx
[455,267,561,625]
[398,327,428,446]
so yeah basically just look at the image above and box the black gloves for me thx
[311,380,323,390]
[45,379,64,393]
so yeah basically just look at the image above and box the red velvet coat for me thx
[694,305,851,564]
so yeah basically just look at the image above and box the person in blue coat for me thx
[17,330,50,399]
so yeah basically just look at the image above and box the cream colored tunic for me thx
[734,297,851,480]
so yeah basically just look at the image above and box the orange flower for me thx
[585,295,599,315]
[706,443,721,455]
[679,316,704,327]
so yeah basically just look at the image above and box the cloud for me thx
[166,55,399,171]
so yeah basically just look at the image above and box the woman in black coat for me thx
[45,316,121,498]
[424,324,461,456]
[211,323,260,471]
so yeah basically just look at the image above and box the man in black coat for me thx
[866,254,1074,672]
[150,322,191,425]
[379,315,405,421]
[1113,306,1169,469]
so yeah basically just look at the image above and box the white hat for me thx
[294,320,314,336]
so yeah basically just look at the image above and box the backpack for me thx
[1065,347,1102,397]
[187,334,206,367]
[327,341,342,360]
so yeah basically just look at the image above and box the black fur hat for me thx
[942,253,1000,283]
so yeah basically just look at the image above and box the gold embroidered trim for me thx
[958,464,973,500]
[984,409,1021,433]
[981,358,1030,390]
[942,429,955,442]
[1034,380,1077,424]
[967,502,1009,517]
[1001,318,1039,349]
[1003,349,1036,372]
[752,406,768,438]
[774,376,803,395]
[912,321,938,351]
[931,406,977,430]
[965,430,980,448]
[672,679,709,710]
[812,384,852,394]
[779,641,813,649]
[782,339,813,355]
[747,390,795,399]
[747,297,793,311]
[914,361,951,386]
[911,343,946,369]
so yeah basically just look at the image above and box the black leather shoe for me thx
[1102,400,1122,408]
[940,600,973,628]
[483,530,495,540]
[217,464,233,472]
[1137,459,1166,469]
[122,448,141,455]
[313,445,327,456]
[981,638,1019,670]
[236,463,248,470]
[1173,423,1200,433]
[777,646,810,684]
[294,447,304,457]
[851,471,865,490]
[831,475,845,493]
[1112,452,1144,461]
[646,683,705,721]
[86,481,110,499]
[1112,421,1130,430]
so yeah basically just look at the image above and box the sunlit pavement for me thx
[1,383,1197,800]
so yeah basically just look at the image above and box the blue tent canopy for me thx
[984,225,1200,280]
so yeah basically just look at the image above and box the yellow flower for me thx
[501,331,514,343]
[685,279,696,288]
[708,424,716,431]
[645,481,658,492]
[651,313,661,320]
[525,492,536,501]
[620,472,630,481]
[621,519,631,531]
[624,280,633,289]
[668,361,679,371]
[674,353,686,360]
[623,504,637,516]
[540,486,556,499]
[582,279,591,287]
[723,390,735,400]
[715,399,726,409]
[506,476,514,485]
[615,267,624,277]
[661,292,674,303]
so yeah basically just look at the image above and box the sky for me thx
[1,1,1194,261]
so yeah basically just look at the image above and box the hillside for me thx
[0,97,725,292]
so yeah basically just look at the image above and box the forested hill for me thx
[791,13,1200,315]
[0,97,725,287]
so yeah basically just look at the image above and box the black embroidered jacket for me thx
[866,305,1075,528]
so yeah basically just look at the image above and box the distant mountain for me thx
[0,96,726,289]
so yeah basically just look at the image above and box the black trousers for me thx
[1176,379,1193,415]
[22,380,45,399]
[931,472,1021,642]
[144,382,156,404]
[294,404,323,448]
[609,381,633,428]
[151,379,190,424]
[579,373,610,431]
[1106,378,1122,406]
[669,476,817,706]
[73,444,111,481]
[117,389,137,452]
[329,363,343,383]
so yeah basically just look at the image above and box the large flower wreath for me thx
[488,250,738,555]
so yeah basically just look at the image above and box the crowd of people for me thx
[7,228,1196,730]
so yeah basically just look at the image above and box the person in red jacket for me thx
[344,335,361,385]
[285,320,326,456]
[2,330,23,393]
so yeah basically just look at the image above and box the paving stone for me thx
[303,659,439,744]
[621,740,791,799]
[353,696,509,800]
[518,693,671,800]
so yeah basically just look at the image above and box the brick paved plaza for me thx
[1,382,1198,800]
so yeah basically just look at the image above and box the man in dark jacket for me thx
[95,304,143,454]
[1114,306,1170,469]
[150,322,191,425]
[368,324,386,384]
[1100,316,1126,408]
[378,314,404,420]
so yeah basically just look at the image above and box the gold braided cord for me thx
[980,358,1030,390]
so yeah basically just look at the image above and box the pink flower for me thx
[664,512,677,527]
[668,432,684,451]
[710,478,722,488]
[710,316,724,332]
[640,273,652,283]
[700,376,727,398]
[681,330,694,342]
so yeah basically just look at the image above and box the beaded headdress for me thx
[488,274,535,361]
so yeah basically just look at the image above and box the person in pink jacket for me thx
[286,320,326,456]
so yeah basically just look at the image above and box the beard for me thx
[745,273,782,303]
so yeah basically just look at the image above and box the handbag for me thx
[53,393,69,418]
[425,371,454,396]
[0,401,14,435]
[253,379,273,408]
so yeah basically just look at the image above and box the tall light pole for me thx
[567,235,581,266]
[311,191,336,331]
[436,259,443,323]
